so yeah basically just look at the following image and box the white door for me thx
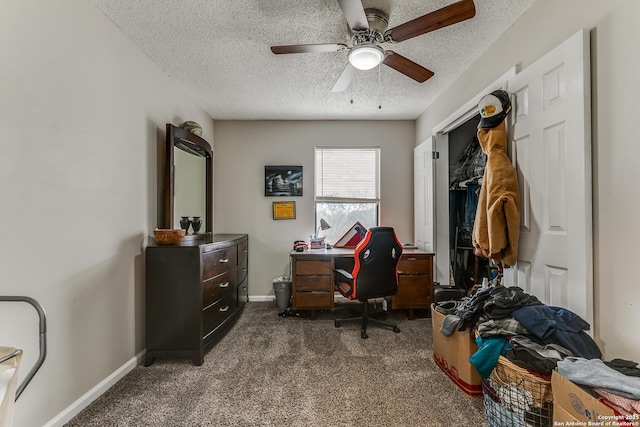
[434,133,452,285]
[505,29,593,325]
[414,138,435,253]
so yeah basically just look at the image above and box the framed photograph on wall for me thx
[273,201,296,220]
[265,165,303,197]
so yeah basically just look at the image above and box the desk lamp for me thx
[316,219,331,237]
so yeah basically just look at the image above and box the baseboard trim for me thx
[249,295,276,302]
[45,301,274,425]
[44,350,145,427]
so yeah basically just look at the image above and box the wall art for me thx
[265,165,303,197]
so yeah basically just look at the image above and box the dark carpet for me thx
[66,302,486,426]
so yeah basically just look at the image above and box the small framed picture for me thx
[273,201,296,220]
[265,165,303,197]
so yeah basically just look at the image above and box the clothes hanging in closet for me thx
[450,135,486,239]
[450,135,486,190]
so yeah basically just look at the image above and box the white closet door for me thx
[505,29,593,325]
[414,138,435,253]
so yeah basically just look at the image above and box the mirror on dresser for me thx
[163,123,213,239]
[147,123,248,366]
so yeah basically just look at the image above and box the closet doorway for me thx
[447,114,491,291]
[425,68,516,291]
[416,29,592,325]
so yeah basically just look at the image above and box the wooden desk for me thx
[290,248,434,319]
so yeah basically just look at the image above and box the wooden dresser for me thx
[290,248,433,319]
[145,234,248,366]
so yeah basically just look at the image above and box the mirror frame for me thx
[163,124,213,238]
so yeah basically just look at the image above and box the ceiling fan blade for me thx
[385,0,476,43]
[271,43,347,54]
[331,63,355,93]
[337,0,369,31]
[383,51,434,83]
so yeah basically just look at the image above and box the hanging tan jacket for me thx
[472,122,520,266]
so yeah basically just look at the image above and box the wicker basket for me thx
[483,356,553,427]
[493,356,553,403]
[153,228,186,246]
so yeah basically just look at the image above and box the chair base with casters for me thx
[333,226,404,339]
[334,297,400,339]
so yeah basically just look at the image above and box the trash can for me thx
[273,277,292,310]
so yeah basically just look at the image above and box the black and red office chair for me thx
[334,226,403,339]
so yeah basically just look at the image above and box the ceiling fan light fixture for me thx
[348,45,384,70]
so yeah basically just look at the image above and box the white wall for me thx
[416,0,640,361]
[0,1,213,426]
[213,120,415,298]
[4,0,637,424]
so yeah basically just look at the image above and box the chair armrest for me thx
[334,269,353,280]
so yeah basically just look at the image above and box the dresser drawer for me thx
[398,257,431,275]
[238,241,248,263]
[203,293,236,339]
[202,269,236,307]
[238,264,248,284]
[238,242,248,283]
[203,247,238,279]
[295,275,332,292]
[295,260,331,275]
[294,291,333,309]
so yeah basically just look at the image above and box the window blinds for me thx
[315,147,380,200]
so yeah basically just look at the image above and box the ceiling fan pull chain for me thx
[378,65,382,110]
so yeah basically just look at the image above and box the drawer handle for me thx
[219,281,230,288]
[219,305,230,312]
[219,258,229,263]
[243,249,248,253]
[242,268,247,272]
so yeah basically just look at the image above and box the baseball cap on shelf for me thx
[478,90,511,129]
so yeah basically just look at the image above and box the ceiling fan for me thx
[271,0,476,93]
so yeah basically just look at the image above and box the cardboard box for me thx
[551,371,620,424]
[431,304,482,396]
[553,404,581,424]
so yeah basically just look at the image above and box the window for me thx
[314,147,380,244]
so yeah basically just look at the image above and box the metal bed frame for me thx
[0,296,47,400]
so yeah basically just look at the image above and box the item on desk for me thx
[333,221,368,248]
[293,240,308,252]
[310,237,326,249]
[316,218,331,238]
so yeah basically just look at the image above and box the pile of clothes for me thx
[558,357,640,418]
[436,283,640,421]
[435,283,602,378]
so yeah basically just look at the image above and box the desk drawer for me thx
[295,260,330,275]
[203,247,237,279]
[394,275,432,308]
[398,257,431,275]
[294,291,332,309]
[295,275,332,292]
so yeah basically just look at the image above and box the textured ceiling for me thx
[90,0,536,120]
